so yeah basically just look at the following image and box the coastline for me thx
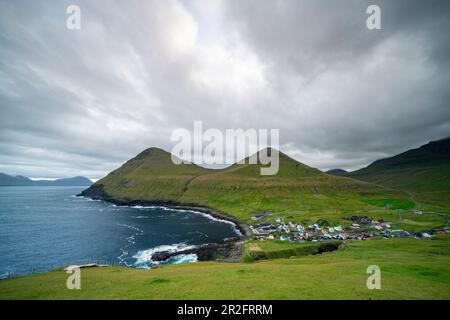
[78,184,252,239]
[77,184,251,264]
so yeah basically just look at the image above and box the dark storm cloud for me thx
[224,0,450,167]
[0,0,449,178]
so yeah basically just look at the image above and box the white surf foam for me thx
[0,272,9,279]
[110,204,242,236]
[116,223,144,264]
[132,243,198,269]
[168,253,198,265]
[146,206,243,237]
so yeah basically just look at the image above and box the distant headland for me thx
[0,173,92,186]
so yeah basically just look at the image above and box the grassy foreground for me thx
[1,237,448,300]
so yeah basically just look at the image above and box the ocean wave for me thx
[0,272,10,279]
[149,206,243,237]
[74,195,102,202]
[116,223,144,264]
[190,212,242,237]
[131,205,148,209]
[167,254,198,265]
[110,204,242,236]
[80,197,242,236]
[132,243,198,269]
[117,223,144,233]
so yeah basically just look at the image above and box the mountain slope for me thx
[82,147,211,202]
[348,137,450,211]
[41,176,93,186]
[0,173,34,186]
[82,147,407,223]
[326,169,348,176]
[0,173,92,186]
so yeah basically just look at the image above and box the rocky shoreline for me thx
[151,240,245,263]
[78,184,251,263]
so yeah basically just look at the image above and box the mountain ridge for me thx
[81,147,405,223]
[352,137,450,171]
[347,137,450,211]
[0,173,92,186]
[326,169,348,176]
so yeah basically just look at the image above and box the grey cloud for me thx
[0,0,449,178]
[224,0,450,169]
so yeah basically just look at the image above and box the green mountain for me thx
[82,147,210,201]
[82,147,407,223]
[0,172,34,186]
[347,137,450,211]
[45,176,93,186]
[0,173,92,186]
[326,169,348,176]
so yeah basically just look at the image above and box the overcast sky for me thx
[0,0,449,179]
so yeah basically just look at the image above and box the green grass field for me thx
[242,240,342,262]
[363,198,415,210]
[1,237,448,300]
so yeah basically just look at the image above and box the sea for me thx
[0,186,240,278]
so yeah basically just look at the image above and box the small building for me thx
[251,223,278,235]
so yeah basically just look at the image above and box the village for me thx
[249,214,442,243]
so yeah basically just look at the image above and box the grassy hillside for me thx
[1,236,448,300]
[348,138,450,212]
[83,148,413,225]
[326,169,348,176]
[88,147,211,201]
[242,240,342,262]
